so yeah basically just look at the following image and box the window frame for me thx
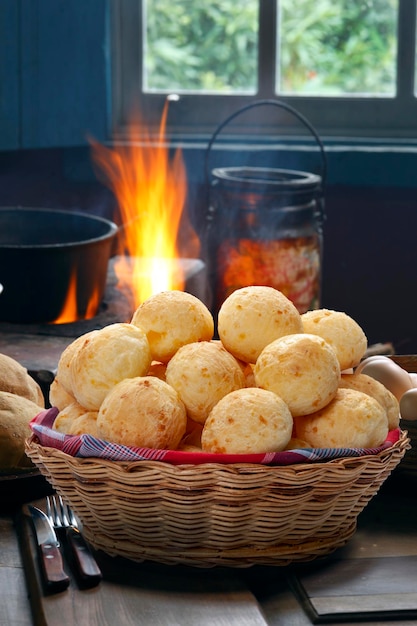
[111,0,417,141]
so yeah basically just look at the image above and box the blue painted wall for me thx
[0,0,110,150]
[0,0,19,149]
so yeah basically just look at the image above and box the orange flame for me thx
[90,102,199,309]
[52,270,101,324]
[52,271,78,324]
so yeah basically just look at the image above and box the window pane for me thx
[277,0,398,96]
[143,0,258,94]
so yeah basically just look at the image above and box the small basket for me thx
[25,430,409,568]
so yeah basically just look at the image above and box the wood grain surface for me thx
[14,504,268,626]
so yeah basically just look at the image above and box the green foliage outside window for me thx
[144,0,398,96]
[144,0,258,92]
[279,0,397,94]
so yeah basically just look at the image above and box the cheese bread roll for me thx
[67,412,99,437]
[53,401,87,433]
[301,308,367,371]
[0,391,43,470]
[201,387,293,454]
[70,323,152,411]
[131,290,214,363]
[97,376,187,449]
[217,286,303,364]
[49,378,75,411]
[55,330,99,395]
[0,353,44,407]
[165,341,246,424]
[53,402,99,437]
[254,333,340,417]
[339,372,400,430]
[294,388,388,449]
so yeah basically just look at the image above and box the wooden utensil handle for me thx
[66,527,102,586]
[39,542,70,593]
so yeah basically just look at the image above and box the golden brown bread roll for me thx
[97,376,187,449]
[49,378,75,411]
[294,388,389,449]
[0,391,43,470]
[339,372,400,430]
[53,401,86,433]
[217,286,303,364]
[201,387,293,454]
[67,412,99,437]
[301,308,367,370]
[70,323,152,411]
[165,341,246,424]
[52,401,98,435]
[0,353,44,407]
[55,330,99,395]
[254,333,341,417]
[131,290,214,363]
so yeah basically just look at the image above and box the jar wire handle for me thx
[203,99,327,230]
[204,98,327,189]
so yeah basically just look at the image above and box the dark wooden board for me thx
[289,555,417,623]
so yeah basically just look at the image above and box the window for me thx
[112,0,417,140]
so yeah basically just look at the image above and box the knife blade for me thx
[28,505,70,593]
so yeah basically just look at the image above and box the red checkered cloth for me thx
[29,408,401,466]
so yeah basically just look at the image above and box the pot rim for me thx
[0,207,118,249]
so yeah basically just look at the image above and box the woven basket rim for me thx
[26,428,410,473]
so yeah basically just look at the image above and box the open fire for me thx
[90,102,200,313]
[51,102,201,325]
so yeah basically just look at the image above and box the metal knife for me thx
[28,505,70,594]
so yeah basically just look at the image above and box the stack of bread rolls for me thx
[50,286,399,454]
[0,354,45,470]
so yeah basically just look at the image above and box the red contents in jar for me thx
[217,236,320,314]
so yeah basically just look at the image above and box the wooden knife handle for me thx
[39,542,70,593]
[66,527,102,586]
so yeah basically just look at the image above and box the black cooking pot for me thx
[0,207,118,324]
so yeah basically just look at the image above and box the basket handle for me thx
[203,99,327,188]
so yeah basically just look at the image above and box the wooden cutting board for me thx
[288,555,417,623]
[15,503,268,626]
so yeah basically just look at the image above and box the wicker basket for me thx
[25,430,409,568]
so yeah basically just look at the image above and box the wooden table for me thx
[2,473,417,626]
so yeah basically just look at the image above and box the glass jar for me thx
[203,99,326,317]
[206,165,324,315]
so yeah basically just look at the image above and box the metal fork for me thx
[46,494,102,587]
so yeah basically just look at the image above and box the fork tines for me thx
[45,493,102,587]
